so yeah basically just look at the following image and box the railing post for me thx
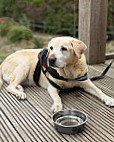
[79,0,108,64]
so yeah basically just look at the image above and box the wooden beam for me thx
[106,53,114,60]
[79,0,108,64]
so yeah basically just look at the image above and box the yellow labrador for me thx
[0,37,114,112]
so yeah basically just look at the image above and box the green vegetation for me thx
[0,0,113,63]
[7,25,33,42]
[0,21,9,36]
[32,0,46,5]
[0,0,113,38]
[0,0,78,36]
[0,0,19,19]
[19,14,31,28]
[0,18,33,42]
[33,37,44,49]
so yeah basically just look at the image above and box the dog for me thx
[0,37,114,112]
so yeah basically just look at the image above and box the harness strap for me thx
[42,68,63,90]
[33,59,41,86]
[39,49,88,82]
[33,48,114,89]
[46,67,88,81]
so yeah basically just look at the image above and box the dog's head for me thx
[48,37,87,68]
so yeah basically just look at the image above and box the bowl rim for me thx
[52,109,88,128]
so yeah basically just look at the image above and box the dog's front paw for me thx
[16,85,24,92]
[51,102,63,113]
[104,96,114,107]
[16,92,27,100]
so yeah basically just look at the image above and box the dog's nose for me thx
[48,57,56,65]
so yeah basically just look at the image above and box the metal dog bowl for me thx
[52,109,87,134]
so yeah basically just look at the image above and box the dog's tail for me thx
[0,65,3,89]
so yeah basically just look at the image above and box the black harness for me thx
[33,48,114,90]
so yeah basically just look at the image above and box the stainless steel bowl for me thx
[52,109,87,134]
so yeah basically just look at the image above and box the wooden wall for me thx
[79,0,108,64]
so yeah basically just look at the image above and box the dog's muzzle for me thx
[48,56,56,67]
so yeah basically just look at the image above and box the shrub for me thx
[0,0,18,18]
[33,37,44,49]
[0,18,10,36]
[44,1,78,36]
[7,25,33,42]
[19,14,31,28]
[32,0,46,5]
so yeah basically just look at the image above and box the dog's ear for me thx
[71,40,87,59]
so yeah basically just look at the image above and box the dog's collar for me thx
[34,48,88,89]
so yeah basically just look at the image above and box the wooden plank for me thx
[1,61,114,142]
[1,95,36,142]
[27,87,114,142]
[1,85,68,142]
[88,66,114,92]
[26,87,91,142]
[89,63,114,79]
[0,129,8,142]
[63,95,114,142]
[1,110,23,142]
[34,89,112,141]
[0,129,9,142]
[1,83,114,142]
[105,60,114,69]
[79,0,108,64]
[1,123,12,142]
[106,53,114,60]
[26,88,83,142]
[37,84,114,116]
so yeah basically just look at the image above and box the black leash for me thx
[33,48,114,90]
[90,59,114,81]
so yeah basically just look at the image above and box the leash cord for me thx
[90,59,114,81]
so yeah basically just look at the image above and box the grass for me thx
[0,32,54,63]
[0,51,9,61]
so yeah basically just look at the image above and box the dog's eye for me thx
[50,46,53,50]
[61,46,67,52]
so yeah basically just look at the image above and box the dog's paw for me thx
[16,85,24,92]
[51,102,63,113]
[16,92,27,100]
[104,96,114,107]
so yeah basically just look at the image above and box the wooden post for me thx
[79,0,108,64]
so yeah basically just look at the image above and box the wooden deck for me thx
[1,60,114,142]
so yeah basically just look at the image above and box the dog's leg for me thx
[6,64,30,100]
[16,85,24,92]
[48,85,63,112]
[79,79,114,106]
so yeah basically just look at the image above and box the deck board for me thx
[1,60,114,142]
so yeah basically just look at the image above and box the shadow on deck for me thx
[1,60,114,142]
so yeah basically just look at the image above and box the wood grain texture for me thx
[1,61,114,142]
[79,0,108,64]
[106,53,114,60]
